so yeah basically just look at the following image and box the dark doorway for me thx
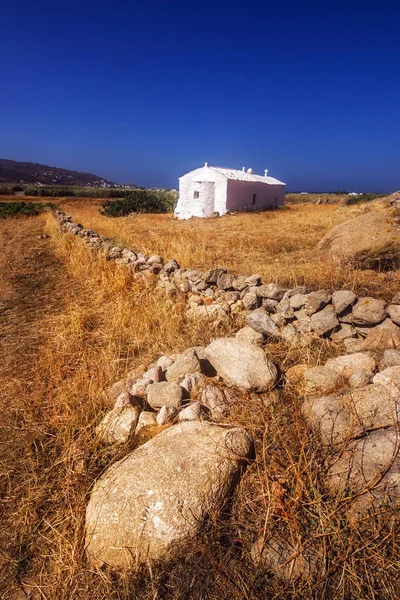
[252,193,256,205]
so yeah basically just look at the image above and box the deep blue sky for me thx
[1,1,399,191]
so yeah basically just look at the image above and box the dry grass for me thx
[1,211,399,599]
[61,199,400,299]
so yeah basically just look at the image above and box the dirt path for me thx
[0,215,71,596]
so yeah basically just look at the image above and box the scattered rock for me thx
[289,293,307,310]
[352,297,387,325]
[331,290,357,315]
[241,289,261,310]
[304,290,331,316]
[148,255,164,265]
[147,382,183,409]
[235,326,265,346]
[85,422,253,568]
[256,283,287,300]
[343,337,364,353]
[330,323,355,342]
[96,405,141,444]
[310,305,339,336]
[246,309,280,337]
[205,338,278,391]
[166,349,201,382]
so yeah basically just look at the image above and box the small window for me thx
[194,191,199,199]
[252,193,257,205]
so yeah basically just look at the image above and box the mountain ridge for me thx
[0,159,120,187]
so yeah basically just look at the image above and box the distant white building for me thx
[175,163,286,219]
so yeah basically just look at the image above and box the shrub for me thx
[101,189,177,217]
[0,201,54,218]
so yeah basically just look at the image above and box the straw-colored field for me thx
[61,198,400,298]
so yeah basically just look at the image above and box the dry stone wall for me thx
[55,210,400,572]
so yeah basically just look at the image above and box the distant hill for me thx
[0,159,120,187]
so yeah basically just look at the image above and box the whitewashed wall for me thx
[226,180,285,211]
[176,167,227,219]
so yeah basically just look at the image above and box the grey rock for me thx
[147,381,183,409]
[310,305,339,336]
[331,290,357,314]
[289,293,307,310]
[204,268,226,285]
[96,405,141,444]
[246,309,280,337]
[186,303,228,320]
[165,349,202,382]
[256,283,287,300]
[85,422,253,568]
[304,290,331,316]
[276,296,295,319]
[204,338,278,391]
[157,355,174,369]
[236,326,265,347]
[242,290,261,310]
[216,272,235,290]
[261,298,279,312]
[245,274,262,286]
[330,323,355,342]
[232,275,248,291]
[302,393,351,445]
[352,297,387,325]
[343,337,364,353]
[293,309,312,333]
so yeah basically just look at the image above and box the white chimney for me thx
[242,166,245,172]
[264,169,269,178]
[204,162,209,168]
[247,167,253,174]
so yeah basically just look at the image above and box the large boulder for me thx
[85,422,253,568]
[317,212,400,269]
[204,338,278,391]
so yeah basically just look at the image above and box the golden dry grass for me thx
[1,210,399,599]
[60,199,400,298]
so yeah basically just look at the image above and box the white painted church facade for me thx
[174,163,286,219]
